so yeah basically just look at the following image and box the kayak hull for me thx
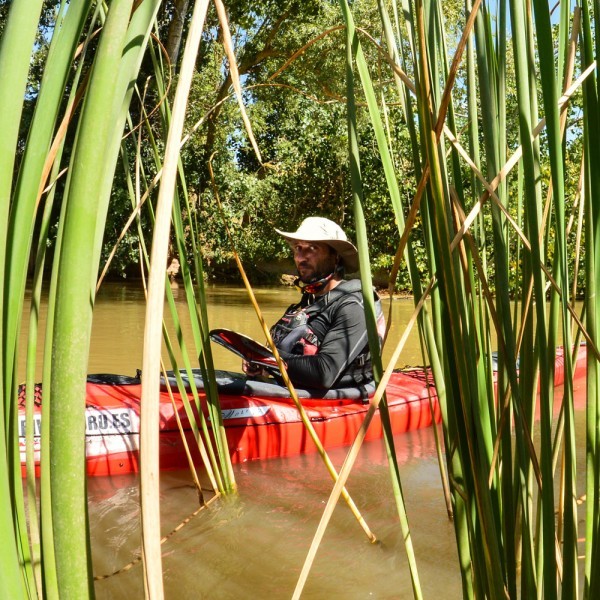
[19,370,440,477]
[19,345,586,477]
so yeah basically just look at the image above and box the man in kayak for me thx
[243,216,384,392]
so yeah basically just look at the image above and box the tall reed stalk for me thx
[0,0,233,595]
[0,3,46,597]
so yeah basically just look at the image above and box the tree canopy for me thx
[14,0,585,293]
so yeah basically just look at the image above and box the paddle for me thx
[209,328,283,375]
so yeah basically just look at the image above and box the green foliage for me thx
[10,0,591,295]
[1,0,599,597]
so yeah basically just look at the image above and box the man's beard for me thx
[298,256,337,284]
[298,262,334,284]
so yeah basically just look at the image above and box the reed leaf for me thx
[580,1,600,596]
[0,4,47,592]
[48,2,142,595]
[339,2,423,597]
[15,11,95,593]
[23,156,64,598]
[126,55,234,493]
[139,1,210,596]
[530,1,578,594]
[303,0,600,596]
[0,0,44,256]
[6,0,92,399]
[171,205,235,490]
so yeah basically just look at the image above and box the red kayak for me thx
[18,345,587,477]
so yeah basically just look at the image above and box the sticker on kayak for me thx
[18,414,42,438]
[220,406,270,420]
[19,406,269,440]
[18,407,141,439]
[85,407,140,435]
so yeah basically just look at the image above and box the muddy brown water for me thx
[82,282,426,377]
[27,282,582,598]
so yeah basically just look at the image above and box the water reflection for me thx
[91,426,461,599]
[19,281,424,380]
[91,283,424,375]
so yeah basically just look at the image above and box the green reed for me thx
[124,35,236,495]
[322,0,599,597]
[340,0,423,596]
[0,0,237,596]
[2,0,600,598]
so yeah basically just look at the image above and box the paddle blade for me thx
[209,328,282,371]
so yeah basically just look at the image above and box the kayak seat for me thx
[161,369,375,400]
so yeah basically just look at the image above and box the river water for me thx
[20,282,462,597]
[31,281,586,599]
[82,282,426,376]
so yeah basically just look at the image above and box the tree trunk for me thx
[165,0,190,67]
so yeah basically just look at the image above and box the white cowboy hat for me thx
[275,217,359,272]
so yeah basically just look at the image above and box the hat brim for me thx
[275,229,360,273]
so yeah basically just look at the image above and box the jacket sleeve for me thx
[278,297,368,389]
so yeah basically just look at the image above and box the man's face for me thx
[292,242,338,283]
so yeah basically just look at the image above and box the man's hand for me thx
[242,360,268,378]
